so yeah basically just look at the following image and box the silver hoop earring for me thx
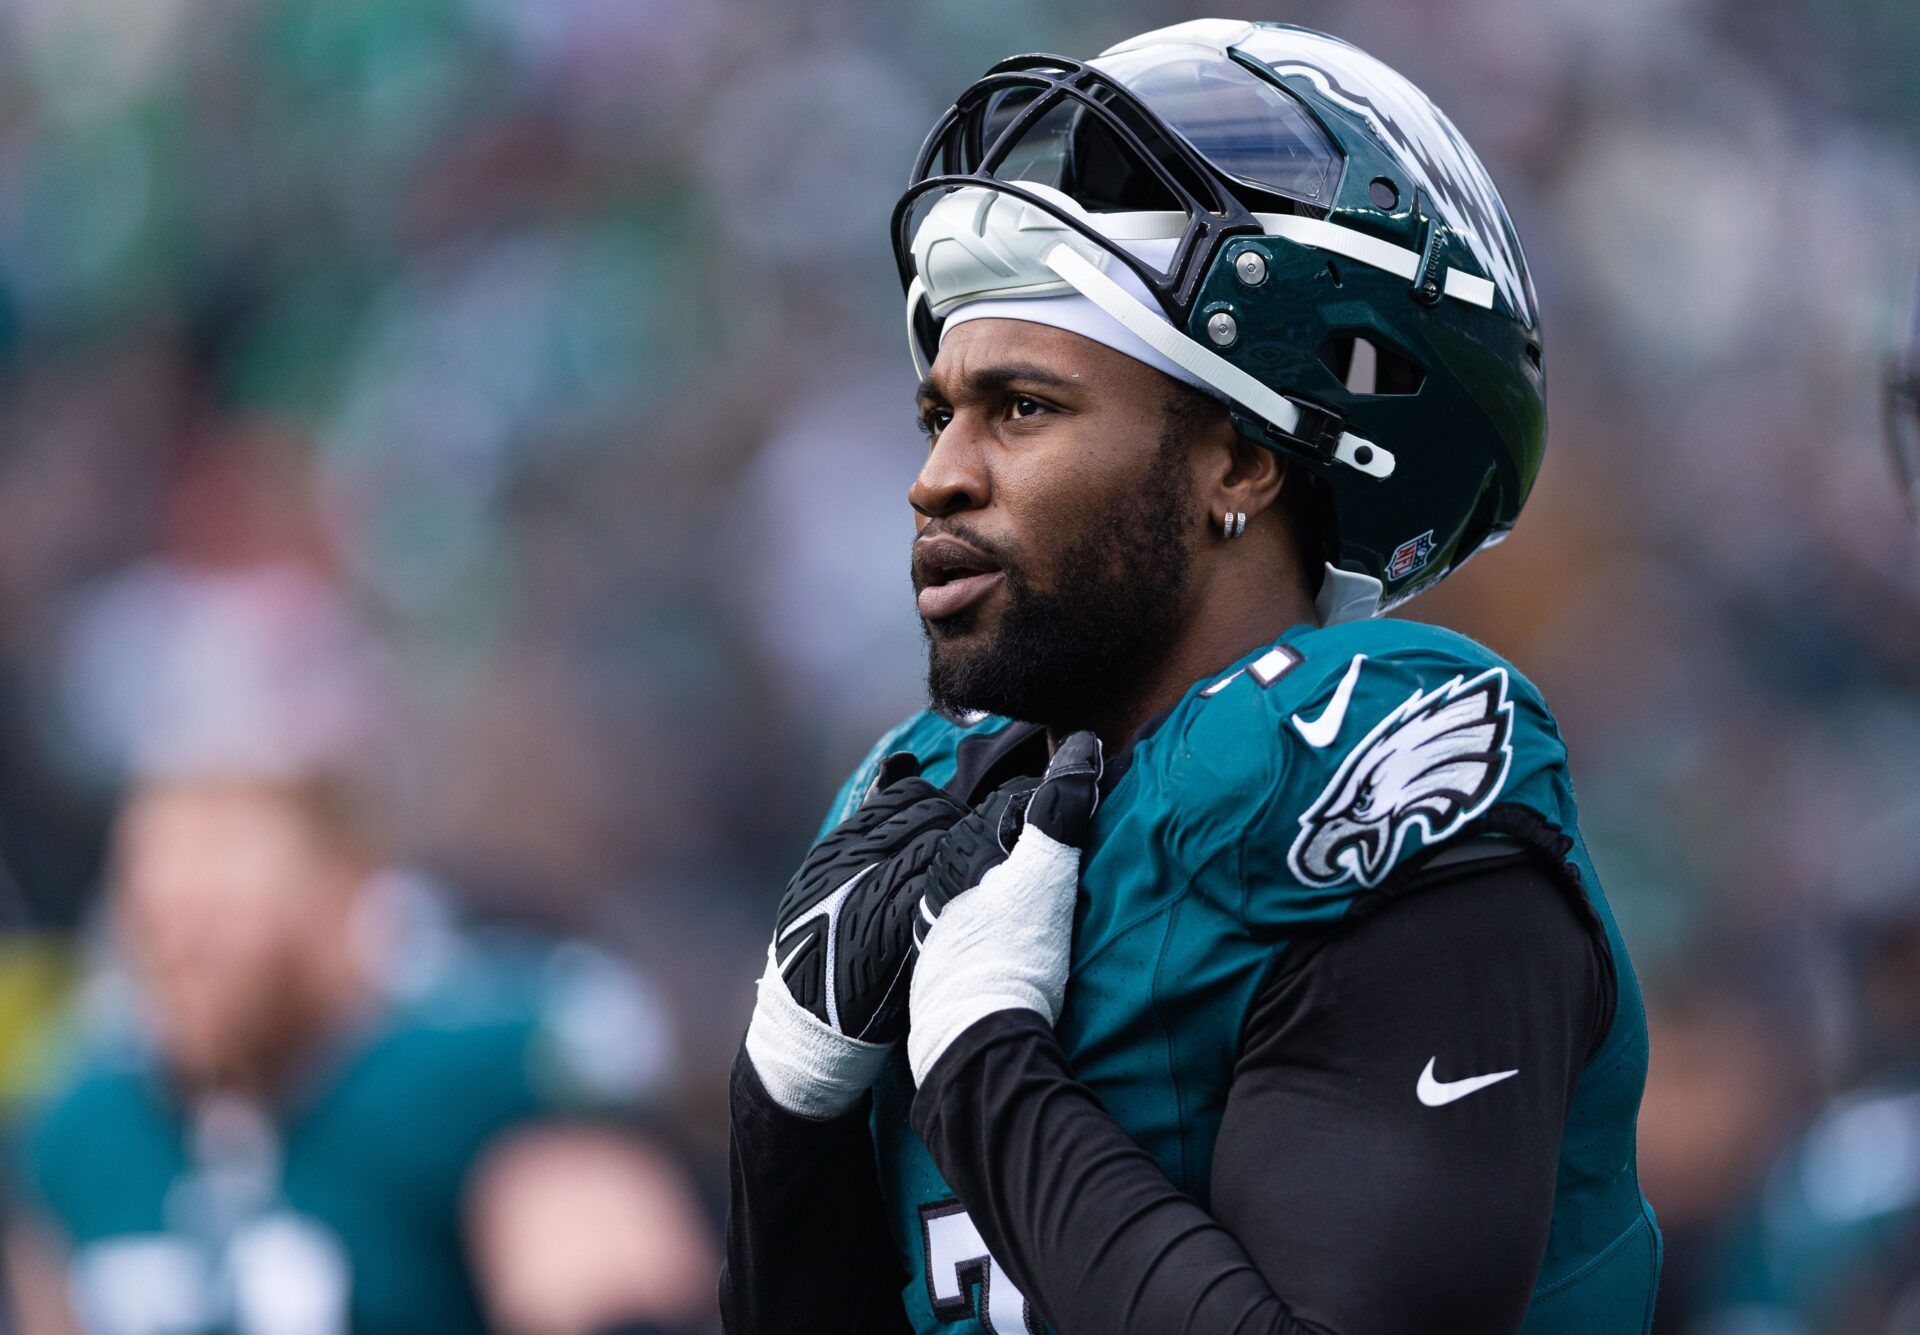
[1223,511,1247,539]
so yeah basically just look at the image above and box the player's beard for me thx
[921,424,1194,731]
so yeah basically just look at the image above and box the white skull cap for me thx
[909,184,1224,402]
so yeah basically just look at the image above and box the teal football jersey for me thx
[824,618,1660,1335]
[20,941,657,1335]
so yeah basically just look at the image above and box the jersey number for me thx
[920,1201,1040,1333]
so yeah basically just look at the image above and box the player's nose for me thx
[909,427,989,519]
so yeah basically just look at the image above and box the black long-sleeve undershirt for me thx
[722,846,1612,1334]
[719,1050,910,1335]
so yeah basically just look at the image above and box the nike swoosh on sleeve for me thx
[1417,1057,1519,1107]
[1291,654,1367,748]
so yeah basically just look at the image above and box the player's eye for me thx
[919,407,953,439]
[1009,393,1049,420]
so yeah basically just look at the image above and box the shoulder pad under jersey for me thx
[1141,619,1577,930]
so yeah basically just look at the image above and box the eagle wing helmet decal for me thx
[1249,28,1540,328]
[1288,667,1515,889]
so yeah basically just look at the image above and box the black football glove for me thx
[907,732,1102,1084]
[745,753,965,1115]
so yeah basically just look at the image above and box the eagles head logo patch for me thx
[1288,668,1514,889]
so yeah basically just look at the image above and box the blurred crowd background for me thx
[0,0,1913,1330]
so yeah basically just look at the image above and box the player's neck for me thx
[1052,556,1319,756]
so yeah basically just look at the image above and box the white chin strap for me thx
[1038,245,1391,482]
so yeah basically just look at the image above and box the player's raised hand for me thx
[745,752,965,1118]
[907,731,1103,1086]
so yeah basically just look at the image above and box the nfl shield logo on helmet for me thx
[1387,531,1436,579]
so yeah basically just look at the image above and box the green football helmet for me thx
[893,19,1546,620]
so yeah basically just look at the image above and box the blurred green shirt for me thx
[19,929,667,1335]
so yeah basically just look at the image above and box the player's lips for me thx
[918,570,1003,621]
[913,536,1006,622]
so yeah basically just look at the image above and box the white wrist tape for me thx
[908,827,1079,1086]
[744,950,891,1119]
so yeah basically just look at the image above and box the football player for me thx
[8,769,718,1335]
[724,20,1660,1334]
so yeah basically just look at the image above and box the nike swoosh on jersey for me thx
[1417,1057,1518,1106]
[1291,654,1367,748]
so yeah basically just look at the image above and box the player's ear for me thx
[1201,426,1287,529]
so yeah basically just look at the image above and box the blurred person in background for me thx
[0,538,718,1334]
[4,760,719,1335]
[1672,266,1920,1335]
[1888,262,1920,524]
[1686,907,1920,1335]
